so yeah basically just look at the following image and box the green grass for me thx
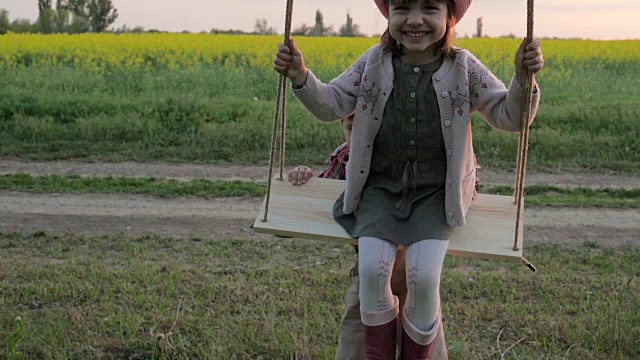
[0,37,638,174]
[0,174,264,198]
[2,173,640,208]
[483,185,640,208]
[0,231,638,359]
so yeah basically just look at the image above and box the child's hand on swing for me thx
[514,37,544,86]
[288,166,313,186]
[273,39,308,88]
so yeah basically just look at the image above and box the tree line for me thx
[0,0,117,34]
[1,6,363,37]
[219,10,365,37]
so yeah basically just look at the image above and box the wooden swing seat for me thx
[253,177,523,262]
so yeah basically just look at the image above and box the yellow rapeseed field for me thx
[1,33,639,76]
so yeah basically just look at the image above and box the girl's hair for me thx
[381,0,458,58]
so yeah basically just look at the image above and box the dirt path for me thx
[1,160,638,248]
[1,159,638,188]
[0,192,262,239]
[1,192,638,248]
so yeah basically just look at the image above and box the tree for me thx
[32,0,90,34]
[67,12,90,33]
[53,8,72,32]
[476,17,483,38]
[64,0,85,14]
[37,0,55,33]
[114,24,145,33]
[64,0,117,32]
[254,18,275,35]
[10,19,36,33]
[339,13,362,37]
[308,10,332,36]
[88,0,118,32]
[291,23,311,36]
[0,9,10,34]
[38,0,53,11]
[210,28,246,35]
[37,9,56,33]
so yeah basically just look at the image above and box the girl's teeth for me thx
[407,32,426,37]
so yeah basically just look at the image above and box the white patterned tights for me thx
[358,236,449,332]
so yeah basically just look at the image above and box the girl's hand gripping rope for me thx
[514,37,545,86]
[273,39,308,88]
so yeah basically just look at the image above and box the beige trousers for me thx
[335,248,448,360]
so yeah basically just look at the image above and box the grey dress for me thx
[333,55,451,246]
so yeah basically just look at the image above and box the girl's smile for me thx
[404,31,429,37]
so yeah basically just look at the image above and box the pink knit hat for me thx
[375,0,472,23]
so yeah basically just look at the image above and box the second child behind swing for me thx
[274,0,544,358]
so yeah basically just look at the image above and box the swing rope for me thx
[262,0,294,222]
[514,0,536,252]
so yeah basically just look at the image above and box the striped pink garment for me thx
[318,142,350,180]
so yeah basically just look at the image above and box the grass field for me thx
[0,34,639,173]
[1,232,639,359]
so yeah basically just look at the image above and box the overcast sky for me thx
[1,0,638,40]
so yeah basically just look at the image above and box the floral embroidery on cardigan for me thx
[359,79,381,113]
[347,61,366,87]
[450,85,470,116]
[468,57,498,109]
[448,57,501,117]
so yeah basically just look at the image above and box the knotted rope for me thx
[514,0,537,271]
[262,0,294,222]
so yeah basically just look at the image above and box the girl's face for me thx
[388,0,448,64]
